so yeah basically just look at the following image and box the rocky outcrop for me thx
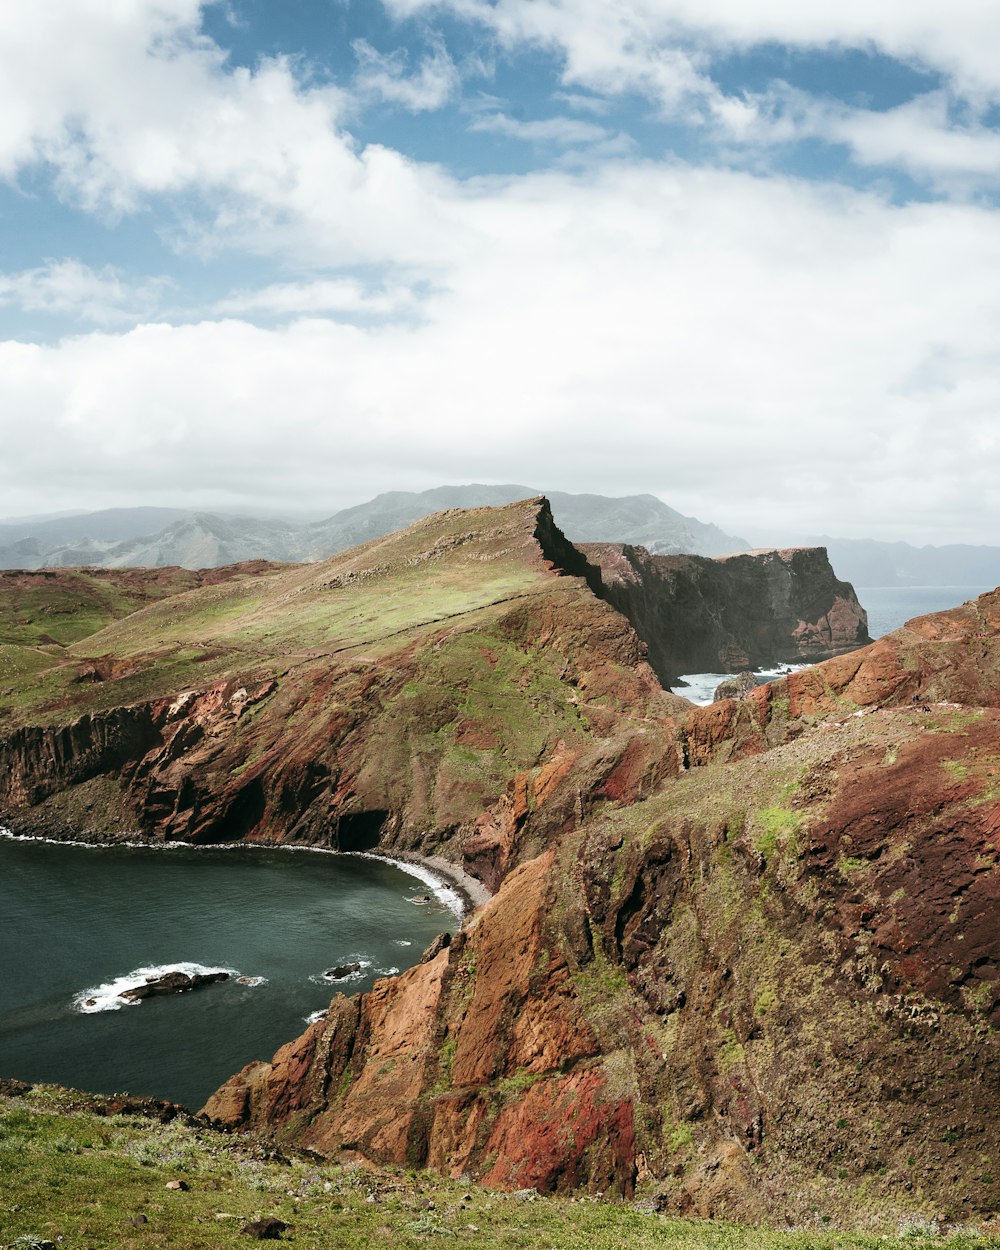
[712,671,758,702]
[0,499,680,851]
[8,499,1000,1224]
[203,587,1000,1224]
[203,850,638,1196]
[119,970,229,1002]
[583,543,869,684]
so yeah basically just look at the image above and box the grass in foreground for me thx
[1,1087,997,1250]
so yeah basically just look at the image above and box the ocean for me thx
[856,584,994,642]
[0,838,457,1109]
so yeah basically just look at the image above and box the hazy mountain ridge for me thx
[0,487,750,571]
[798,535,1000,587]
[2,490,999,589]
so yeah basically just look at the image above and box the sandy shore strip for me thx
[368,850,493,913]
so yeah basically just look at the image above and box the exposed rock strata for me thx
[3,499,999,1224]
[204,588,1000,1224]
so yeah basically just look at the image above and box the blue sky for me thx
[1,1,999,543]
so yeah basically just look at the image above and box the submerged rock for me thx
[118,970,229,1002]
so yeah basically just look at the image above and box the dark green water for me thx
[0,838,457,1109]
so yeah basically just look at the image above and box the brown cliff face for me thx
[583,543,869,684]
[204,588,1000,1224]
[203,851,638,1196]
[6,502,1000,1223]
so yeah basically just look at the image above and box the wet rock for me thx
[712,671,759,702]
[119,970,229,1002]
[324,963,361,981]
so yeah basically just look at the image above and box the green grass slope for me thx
[2,1085,995,1250]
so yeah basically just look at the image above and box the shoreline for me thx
[0,824,491,920]
[376,849,493,913]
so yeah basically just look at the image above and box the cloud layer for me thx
[1,1,999,544]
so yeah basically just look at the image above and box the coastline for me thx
[373,849,493,913]
[0,824,491,920]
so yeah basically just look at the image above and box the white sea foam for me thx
[670,664,808,707]
[304,1008,328,1025]
[348,854,464,917]
[393,939,414,947]
[309,959,372,986]
[73,961,252,1014]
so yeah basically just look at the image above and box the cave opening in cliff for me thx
[335,809,389,852]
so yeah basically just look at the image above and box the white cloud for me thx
[352,37,461,112]
[383,0,1000,102]
[1,3,1000,545]
[0,1,460,269]
[211,278,418,318]
[818,93,1000,183]
[0,260,168,325]
[4,166,1000,544]
[469,112,611,146]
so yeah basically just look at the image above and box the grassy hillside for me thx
[1,1084,995,1250]
[0,500,679,849]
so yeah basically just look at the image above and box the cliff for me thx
[583,543,869,683]
[0,499,681,854]
[204,588,1000,1225]
[3,500,997,1225]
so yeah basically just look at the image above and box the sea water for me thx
[0,837,456,1109]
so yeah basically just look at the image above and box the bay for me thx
[0,838,456,1109]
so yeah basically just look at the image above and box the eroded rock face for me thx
[6,503,1000,1223]
[0,499,679,850]
[203,851,637,1196]
[583,543,869,684]
[202,589,1000,1224]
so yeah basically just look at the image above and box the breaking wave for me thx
[73,962,263,1014]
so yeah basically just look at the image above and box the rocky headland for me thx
[582,543,869,683]
[0,498,996,1225]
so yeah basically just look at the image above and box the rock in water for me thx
[119,970,229,1002]
[324,963,361,980]
[712,671,759,701]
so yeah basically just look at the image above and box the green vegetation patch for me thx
[6,1087,992,1250]
[754,806,801,862]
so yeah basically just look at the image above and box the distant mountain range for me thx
[1,486,998,590]
[0,487,748,572]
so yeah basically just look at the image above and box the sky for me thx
[2,1,1000,545]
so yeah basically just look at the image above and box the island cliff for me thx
[0,498,994,1225]
[582,543,869,683]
